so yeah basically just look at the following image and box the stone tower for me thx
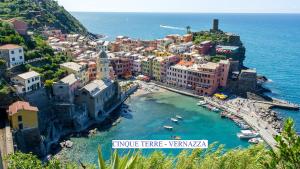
[212,19,219,32]
[96,50,110,80]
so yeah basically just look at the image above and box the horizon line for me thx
[68,11,300,14]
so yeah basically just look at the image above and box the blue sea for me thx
[61,13,300,163]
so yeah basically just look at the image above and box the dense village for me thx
[2,16,299,168]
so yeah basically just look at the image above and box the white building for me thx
[133,59,142,74]
[97,40,110,51]
[60,62,89,86]
[11,71,41,94]
[0,44,25,68]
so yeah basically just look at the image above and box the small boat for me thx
[248,137,264,144]
[211,107,220,112]
[112,118,122,126]
[172,136,181,140]
[237,130,259,139]
[239,123,250,129]
[220,111,227,118]
[175,115,183,120]
[171,118,178,123]
[197,100,206,106]
[164,126,173,130]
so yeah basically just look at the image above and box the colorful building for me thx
[60,62,88,87]
[166,60,230,95]
[141,56,155,77]
[7,101,39,130]
[88,61,97,81]
[8,18,28,35]
[109,57,132,78]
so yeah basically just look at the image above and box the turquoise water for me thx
[71,12,300,129]
[61,91,248,163]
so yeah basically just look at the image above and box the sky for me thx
[56,0,300,13]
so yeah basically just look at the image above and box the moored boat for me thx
[171,118,179,123]
[237,130,259,139]
[248,137,264,144]
[171,136,181,140]
[176,115,183,120]
[197,100,206,106]
[220,111,227,118]
[211,107,220,112]
[164,125,173,130]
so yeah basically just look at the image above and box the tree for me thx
[264,118,300,169]
[5,152,43,169]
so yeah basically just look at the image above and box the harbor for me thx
[55,86,249,163]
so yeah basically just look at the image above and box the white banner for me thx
[112,140,208,149]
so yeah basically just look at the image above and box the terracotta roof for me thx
[177,60,194,67]
[7,101,38,116]
[0,44,22,50]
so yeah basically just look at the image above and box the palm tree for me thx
[186,26,191,34]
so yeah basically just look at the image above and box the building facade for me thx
[77,80,119,120]
[11,71,41,94]
[60,62,89,86]
[0,44,25,68]
[7,101,39,130]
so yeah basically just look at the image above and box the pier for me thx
[204,97,278,149]
[253,100,299,110]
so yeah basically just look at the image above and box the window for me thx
[18,115,22,122]
[11,51,14,54]
[11,58,15,61]
[19,49,22,53]
[20,56,23,59]
[28,80,30,83]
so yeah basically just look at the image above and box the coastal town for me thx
[0,14,299,168]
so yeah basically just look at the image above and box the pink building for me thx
[109,57,132,78]
[166,60,230,95]
[8,18,28,35]
[195,41,213,55]
[88,61,97,81]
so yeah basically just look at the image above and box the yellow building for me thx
[152,57,164,82]
[154,51,172,57]
[7,101,39,130]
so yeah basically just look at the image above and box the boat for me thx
[220,111,227,118]
[112,118,122,126]
[171,136,181,140]
[211,107,220,112]
[197,100,206,106]
[248,137,264,144]
[175,115,183,120]
[237,130,259,139]
[164,125,173,130]
[239,123,250,129]
[171,118,178,123]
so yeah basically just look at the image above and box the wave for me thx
[160,25,186,31]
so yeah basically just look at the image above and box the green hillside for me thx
[0,0,88,35]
